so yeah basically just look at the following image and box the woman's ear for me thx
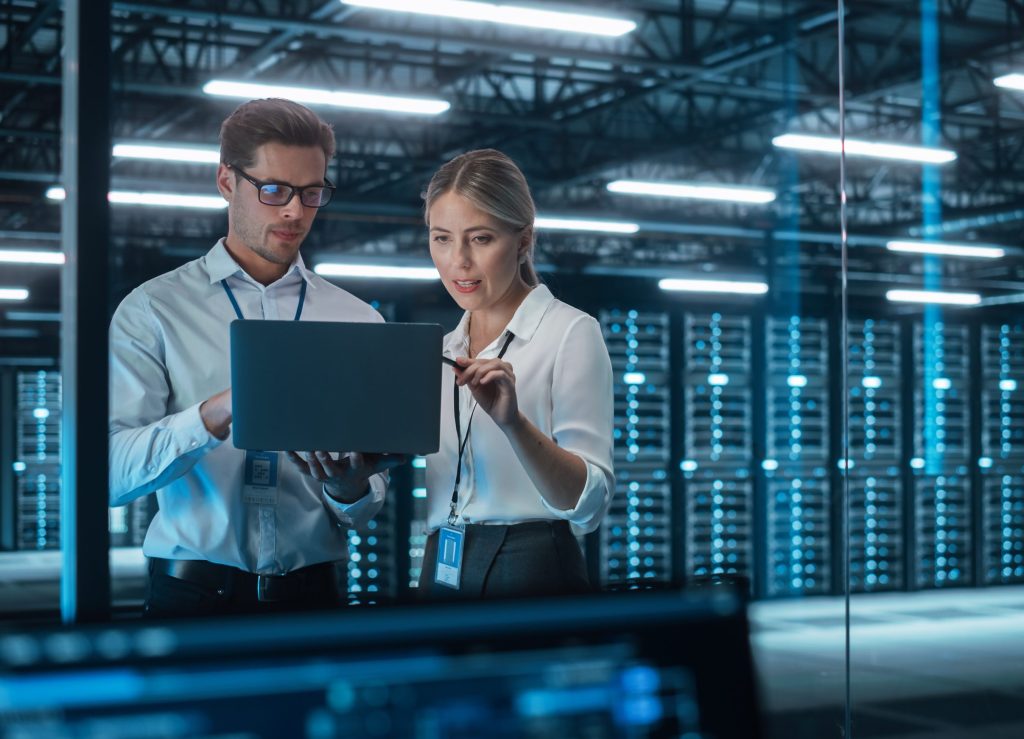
[518,226,534,263]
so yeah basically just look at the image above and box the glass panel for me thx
[845,2,1024,737]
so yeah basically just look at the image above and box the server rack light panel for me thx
[683,313,753,582]
[847,319,904,591]
[346,488,396,604]
[14,371,61,551]
[981,323,1024,460]
[981,322,1024,584]
[913,321,972,588]
[408,456,428,590]
[765,315,830,596]
[598,310,672,586]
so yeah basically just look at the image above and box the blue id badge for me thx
[434,525,465,590]
[242,450,279,505]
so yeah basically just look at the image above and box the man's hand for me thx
[285,451,409,504]
[200,388,232,440]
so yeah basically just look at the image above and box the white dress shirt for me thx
[425,284,615,535]
[109,239,387,574]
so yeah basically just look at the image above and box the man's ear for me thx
[215,163,233,202]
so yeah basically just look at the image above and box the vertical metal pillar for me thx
[60,0,112,623]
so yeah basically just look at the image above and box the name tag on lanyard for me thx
[434,524,465,589]
[242,450,280,505]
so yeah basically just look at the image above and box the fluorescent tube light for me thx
[773,133,956,164]
[994,73,1024,91]
[0,250,64,265]
[886,240,1005,259]
[0,288,30,301]
[314,263,440,280]
[203,80,450,116]
[658,278,768,295]
[343,0,636,37]
[886,289,981,306]
[607,180,776,204]
[6,311,59,322]
[47,187,226,209]
[535,216,639,234]
[108,192,226,209]
[622,372,646,385]
[112,143,220,164]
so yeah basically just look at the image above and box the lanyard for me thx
[449,330,515,525]
[220,277,307,321]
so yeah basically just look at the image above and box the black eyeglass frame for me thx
[228,164,336,208]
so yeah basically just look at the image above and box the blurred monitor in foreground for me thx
[0,588,760,738]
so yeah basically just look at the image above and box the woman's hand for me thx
[285,451,408,504]
[454,356,522,430]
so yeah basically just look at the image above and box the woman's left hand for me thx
[454,356,521,429]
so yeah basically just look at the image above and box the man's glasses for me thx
[229,164,336,208]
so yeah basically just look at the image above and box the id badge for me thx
[242,450,280,505]
[434,525,466,590]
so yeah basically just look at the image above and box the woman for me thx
[418,148,614,599]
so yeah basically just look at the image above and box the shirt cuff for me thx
[173,401,223,455]
[323,472,386,529]
[539,457,611,534]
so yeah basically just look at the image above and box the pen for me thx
[441,355,459,368]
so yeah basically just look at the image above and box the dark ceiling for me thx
[2,0,1024,323]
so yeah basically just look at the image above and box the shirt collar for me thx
[442,284,555,355]
[203,238,317,288]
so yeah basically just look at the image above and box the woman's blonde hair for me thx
[423,149,539,286]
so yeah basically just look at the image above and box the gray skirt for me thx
[418,519,591,600]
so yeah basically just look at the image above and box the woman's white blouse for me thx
[425,284,615,535]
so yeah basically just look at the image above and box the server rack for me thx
[598,309,673,587]
[681,312,754,587]
[846,319,905,592]
[980,322,1024,585]
[764,315,831,596]
[912,320,972,588]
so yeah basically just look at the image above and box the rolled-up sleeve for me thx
[109,288,220,507]
[541,315,615,534]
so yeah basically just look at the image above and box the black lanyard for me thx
[449,330,515,525]
[221,277,307,321]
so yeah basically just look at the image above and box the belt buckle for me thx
[257,574,283,602]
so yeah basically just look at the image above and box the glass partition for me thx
[843,2,1024,737]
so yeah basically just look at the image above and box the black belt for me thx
[149,557,338,603]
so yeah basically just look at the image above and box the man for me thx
[109,98,400,617]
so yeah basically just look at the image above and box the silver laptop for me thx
[230,320,443,454]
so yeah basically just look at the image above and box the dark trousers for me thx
[418,520,591,600]
[144,558,343,618]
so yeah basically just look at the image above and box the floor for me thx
[750,586,1024,738]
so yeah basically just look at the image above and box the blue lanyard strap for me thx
[220,277,307,321]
